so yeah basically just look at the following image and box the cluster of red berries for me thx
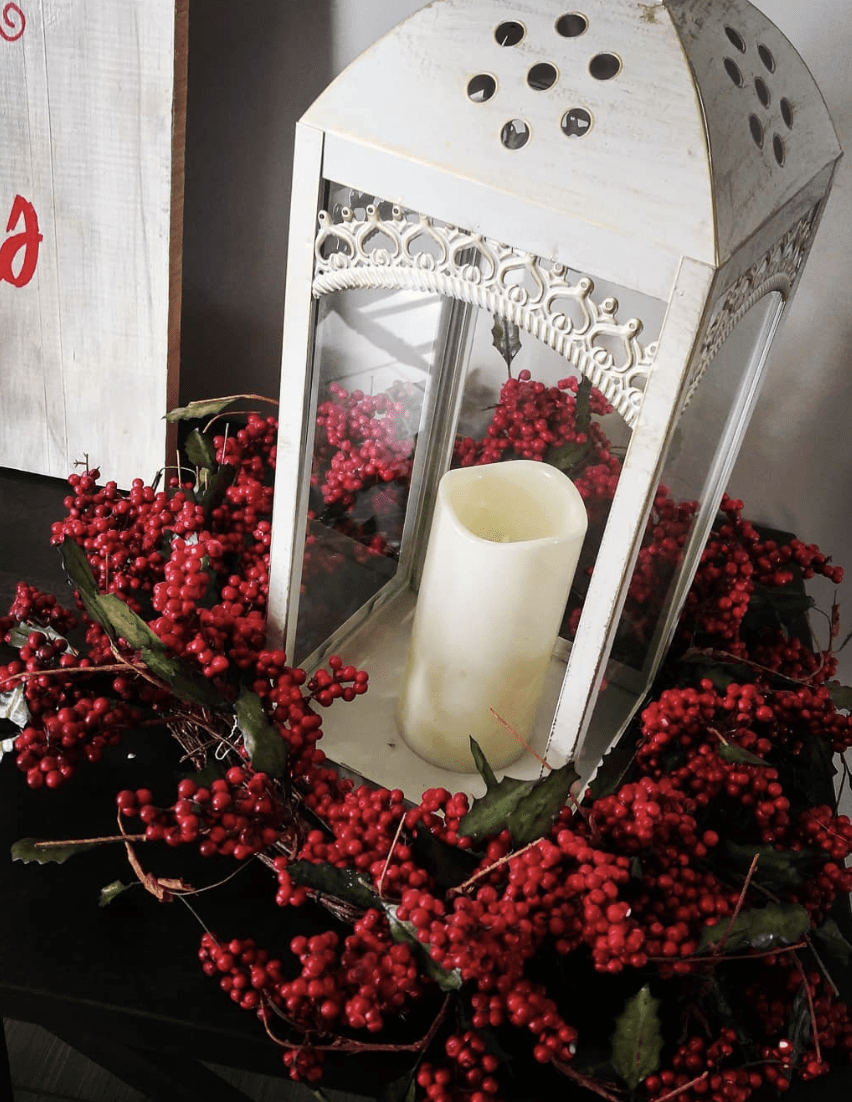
[1,628,140,788]
[4,389,852,1102]
[312,381,418,508]
[116,768,283,857]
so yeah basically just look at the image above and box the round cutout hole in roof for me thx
[780,97,794,128]
[724,25,747,53]
[467,73,497,102]
[773,134,786,165]
[749,114,764,148]
[561,107,592,138]
[589,53,621,81]
[755,76,771,107]
[758,43,776,72]
[527,62,558,90]
[556,12,588,38]
[495,20,525,47]
[724,58,743,87]
[501,118,530,149]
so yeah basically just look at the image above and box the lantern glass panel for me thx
[575,291,784,776]
[294,284,448,664]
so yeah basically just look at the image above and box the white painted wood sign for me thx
[0,0,185,488]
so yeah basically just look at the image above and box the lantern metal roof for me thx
[302,0,840,297]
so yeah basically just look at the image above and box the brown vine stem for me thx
[712,853,759,957]
[377,813,406,900]
[260,994,451,1055]
[448,836,544,898]
[793,952,822,1065]
[551,1060,624,1102]
[654,1072,710,1102]
[645,940,807,966]
[488,708,551,772]
[3,663,129,685]
[34,834,146,848]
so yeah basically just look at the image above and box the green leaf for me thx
[814,917,852,966]
[185,428,216,471]
[386,905,463,992]
[410,825,479,893]
[546,438,591,475]
[287,861,379,912]
[698,903,810,955]
[491,315,522,372]
[165,397,242,423]
[587,738,637,801]
[459,738,578,846]
[99,880,134,907]
[379,1069,418,1102]
[180,758,227,787]
[7,622,74,652]
[140,647,223,707]
[11,837,100,865]
[235,686,287,778]
[59,539,113,633]
[718,742,770,767]
[720,842,826,892]
[198,463,236,516]
[97,594,164,650]
[829,682,852,713]
[610,985,663,1090]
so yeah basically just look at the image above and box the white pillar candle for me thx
[398,460,588,772]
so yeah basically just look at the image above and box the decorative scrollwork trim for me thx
[312,204,656,426]
[685,205,819,405]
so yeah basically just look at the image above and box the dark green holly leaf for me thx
[11,837,100,865]
[185,427,217,471]
[587,738,637,801]
[7,622,73,651]
[718,742,770,767]
[610,985,663,1089]
[97,594,164,651]
[548,377,592,474]
[180,758,227,787]
[491,315,522,372]
[378,1069,417,1102]
[742,585,814,637]
[720,842,826,892]
[59,538,112,631]
[698,903,810,954]
[411,825,479,892]
[165,397,242,423]
[99,880,134,907]
[235,686,287,779]
[386,905,463,992]
[199,463,236,516]
[814,917,852,966]
[287,861,379,911]
[788,983,811,1072]
[546,437,591,475]
[140,647,222,707]
[459,738,578,846]
[828,682,852,713]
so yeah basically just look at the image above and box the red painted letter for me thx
[0,194,42,287]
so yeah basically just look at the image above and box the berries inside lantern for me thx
[267,0,841,795]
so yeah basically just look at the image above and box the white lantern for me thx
[267,0,840,795]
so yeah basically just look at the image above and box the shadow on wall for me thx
[180,0,335,405]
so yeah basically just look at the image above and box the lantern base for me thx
[313,589,639,798]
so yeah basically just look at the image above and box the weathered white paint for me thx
[0,0,185,487]
[266,0,841,794]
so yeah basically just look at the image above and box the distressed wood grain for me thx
[0,0,185,487]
